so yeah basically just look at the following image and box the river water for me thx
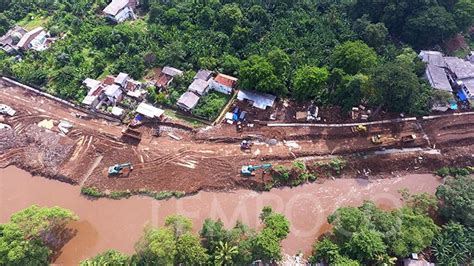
[0,166,441,265]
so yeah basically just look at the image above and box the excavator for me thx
[241,164,272,176]
[108,163,133,176]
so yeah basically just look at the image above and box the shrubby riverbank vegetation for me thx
[0,0,473,115]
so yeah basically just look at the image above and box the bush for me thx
[435,167,472,177]
[109,191,132,200]
[81,187,103,197]
[329,158,347,175]
[272,165,291,184]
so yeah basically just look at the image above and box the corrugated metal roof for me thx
[237,90,276,110]
[177,92,200,110]
[103,0,130,16]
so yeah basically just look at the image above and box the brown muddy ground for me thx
[1,82,474,195]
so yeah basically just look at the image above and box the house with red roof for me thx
[209,73,238,95]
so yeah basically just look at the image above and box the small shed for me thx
[136,102,165,119]
[162,66,183,77]
[111,106,124,117]
[237,90,276,110]
[188,79,210,96]
[177,92,200,111]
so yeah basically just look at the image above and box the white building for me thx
[209,73,238,95]
[103,0,138,23]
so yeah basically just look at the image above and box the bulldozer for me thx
[351,124,367,133]
[241,164,272,176]
[108,163,133,176]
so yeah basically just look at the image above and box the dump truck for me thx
[241,164,272,176]
[371,135,397,145]
[401,134,417,143]
[0,104,16,116]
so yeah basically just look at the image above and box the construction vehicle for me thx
[401,134,417,143]
[241,164,272,176]
[108,163,133,176]
[240,140,253,150]
[371,135,396,145]
[351,124,367,133]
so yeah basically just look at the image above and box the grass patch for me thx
[109,191,132,200]
[17,13,50,30]
[138,190,186,200]
[81,187,185,200]
[192,91,230,121]
[164,109,206,128]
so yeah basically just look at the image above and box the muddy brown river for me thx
[0,166,441,265]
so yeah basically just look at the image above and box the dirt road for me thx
[1,82,473,195]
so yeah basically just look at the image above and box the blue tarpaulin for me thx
[457,90,468,101]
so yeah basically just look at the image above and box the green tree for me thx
[371,60,424,114]
[200,219,227,254]
[333,73,370,111]
[436,175,474,227]
[328,206,368,241]
[80,250,129,266]
[0,14,10,36]
[175,233,209,265]
[267,48,291,81]
[134,227,176,265]
[390,207,439,257]
[217,4,243,34]
[239,55,286,95]
[292,66,329,102]
[214,241,238,265]
[252,228,282,262]
[432,222,473,265]
[343,229,387,264]
[331,41,378,75]
[403,6,457,48]
[454,0,474,32]
[262,213,290,240]
[309,238,341,264]
[0,223,50,266]
[164,215,192,239]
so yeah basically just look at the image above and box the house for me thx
[237,90,276,110]
[114,72,129,87]
[83,78,101,93]
[82,95,100,108]
[209,73,238,95]
[194,69,213,81]
[177,91,200,111]
[0,26,27,54]
[104,84,123,104]
[155,66,183,89]
[16,27,46,51]
[188,79,209,96]
[419,51,452,92]
[136,102,165,120]
[444,56,474,98]
[103,0,138,23]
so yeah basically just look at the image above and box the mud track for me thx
[1,82,474,195]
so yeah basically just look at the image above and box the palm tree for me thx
[214,241,238,266]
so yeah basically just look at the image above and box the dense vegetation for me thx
[310,171,473,265]
[0,205,77,265]
[81,206,290,265]
[1,0,473,114]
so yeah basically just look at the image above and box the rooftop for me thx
[162,66,183,77]
[17,27,44,48]
[237,90,276,110]
[136,102,164,119]
[104,84,122,98]
[114,72,129,85]
[188,79,209,95]
[103,0,130,16]
[83,78,101,93]
[444,57,474,80]
[194,69,213,81]
[214,73,238,88]
[177,91,200,110]
[425,64,452,92]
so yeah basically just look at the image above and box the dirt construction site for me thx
[1,79,474,196]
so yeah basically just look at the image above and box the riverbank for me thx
[0,166,442,265]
